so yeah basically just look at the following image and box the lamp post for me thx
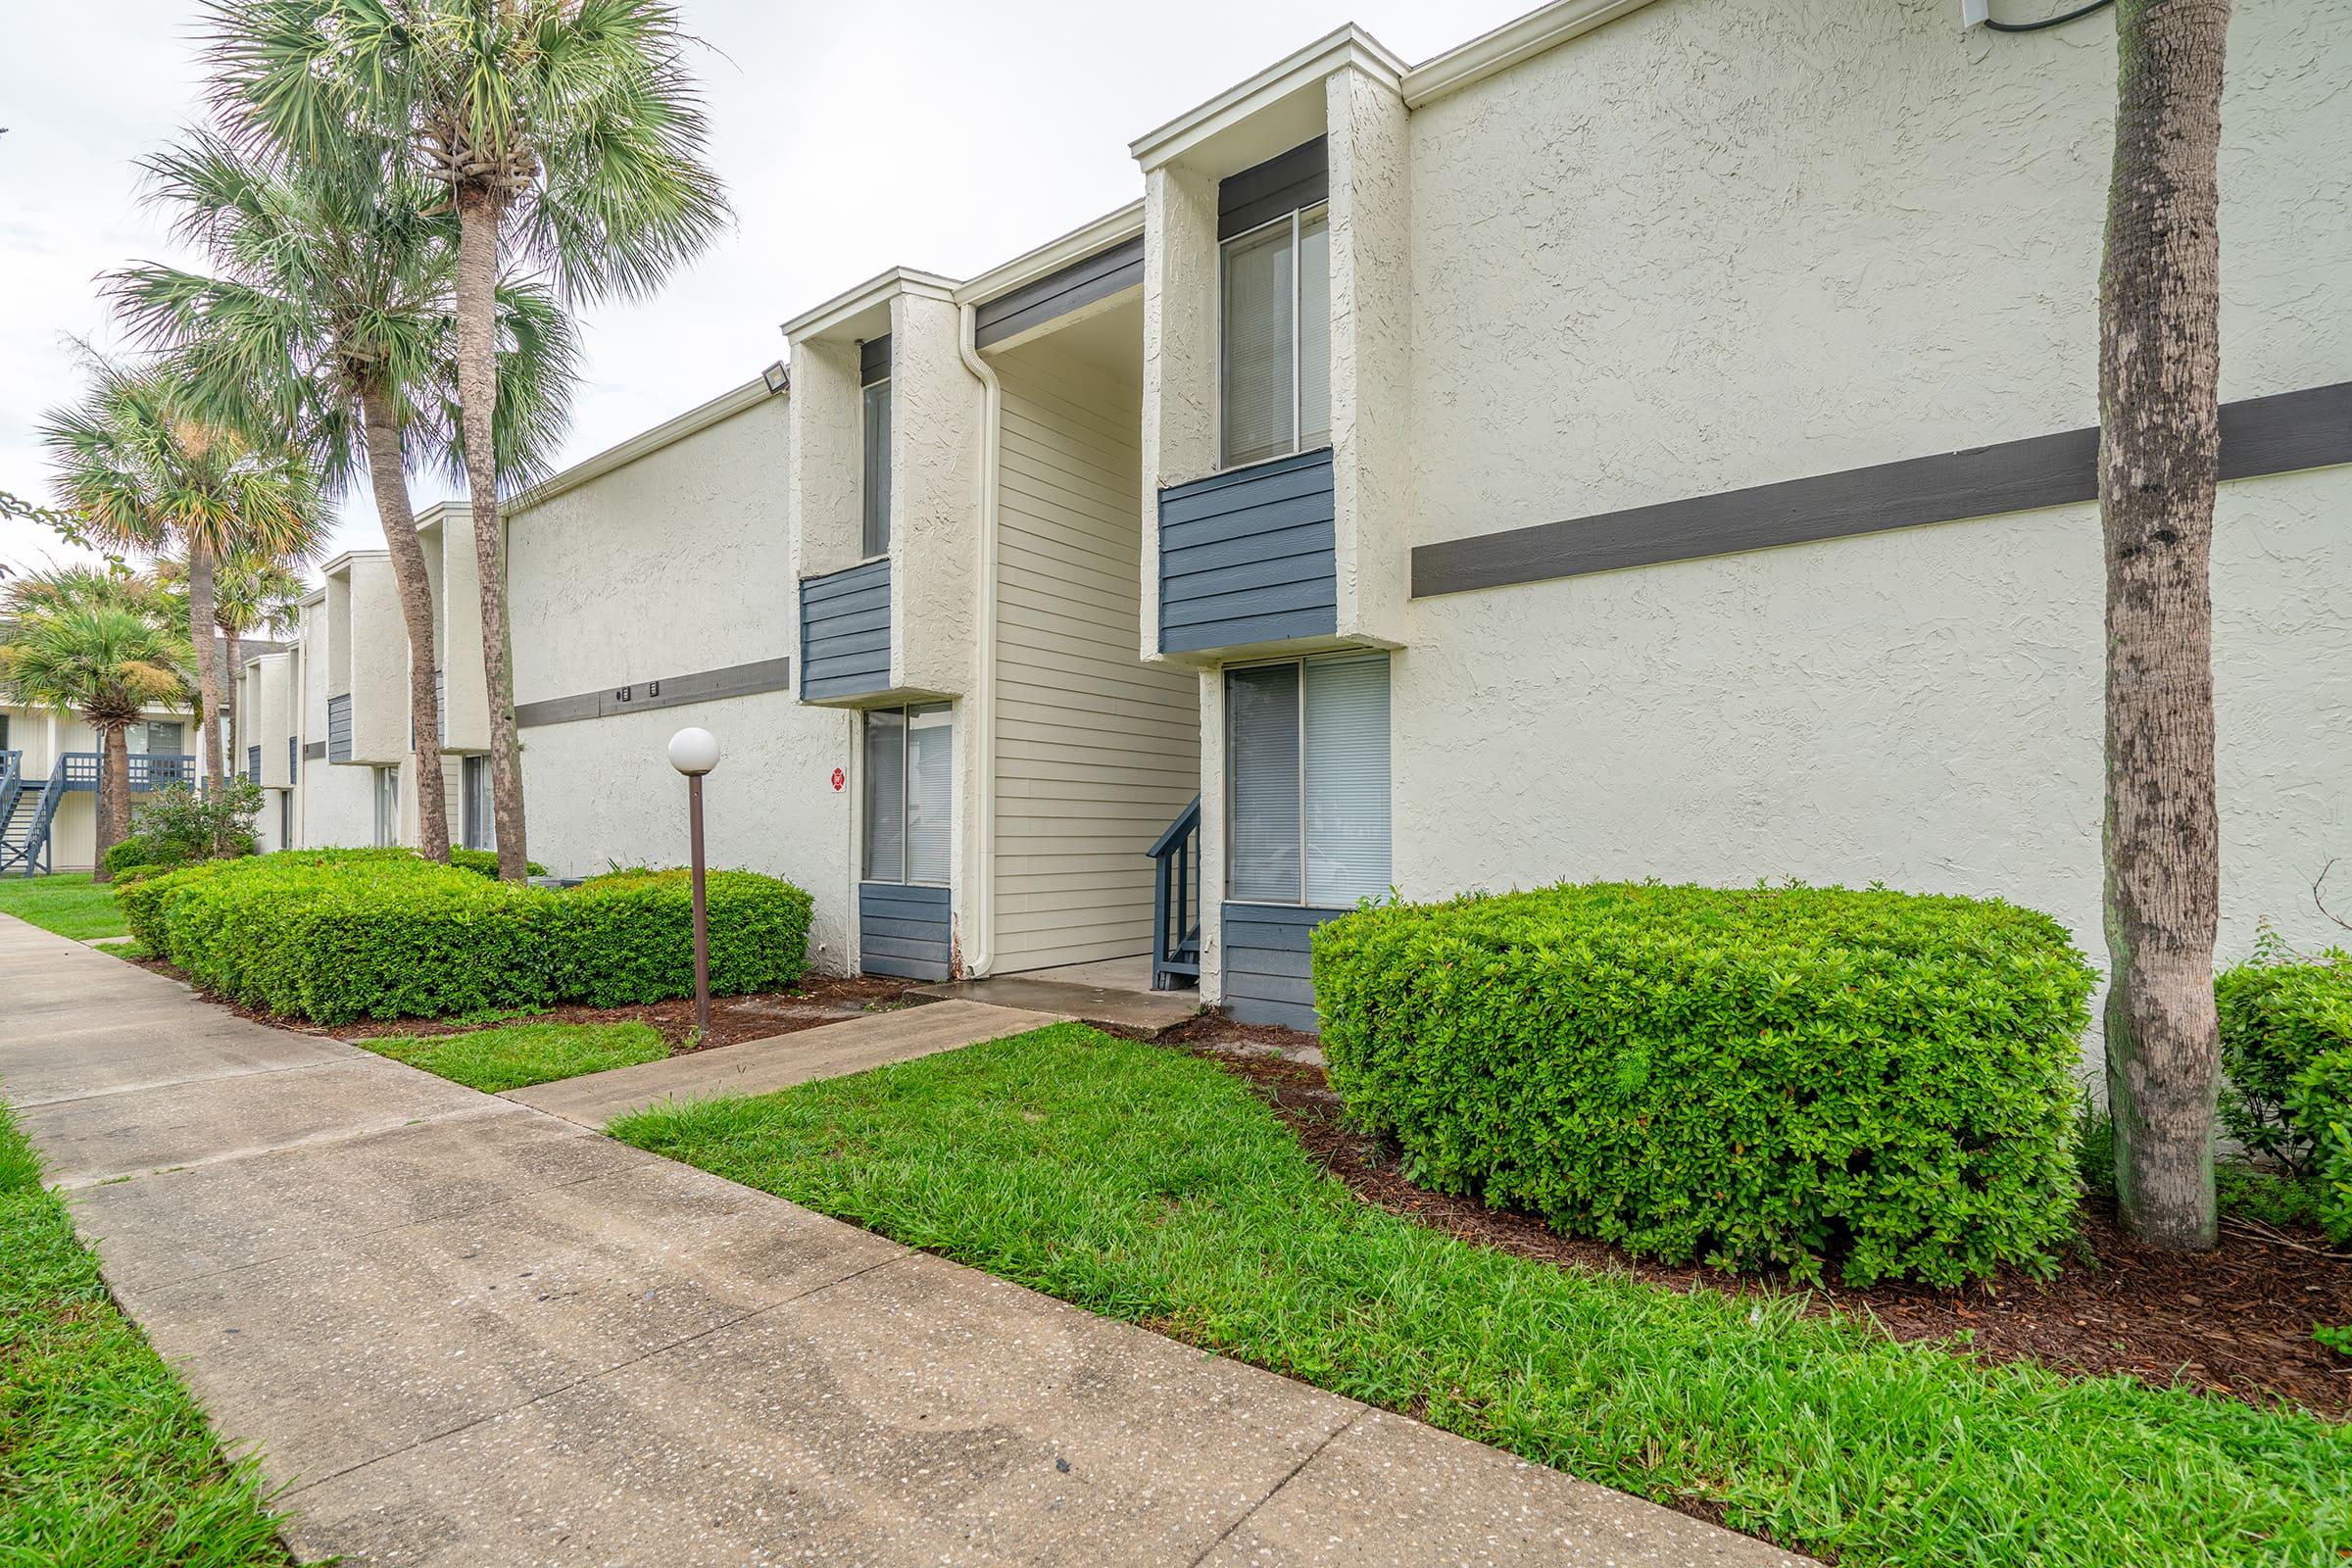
[667,727,722,1040]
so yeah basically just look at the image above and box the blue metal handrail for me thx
[1146,794,1202,992]
[0,750,21,831]
[5,763,69,877]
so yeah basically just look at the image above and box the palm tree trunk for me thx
[2100,0,2230,1251]
[187,543,222,846]
[93,720,131,882]
[222,625,241,785]
[456,187,529,880]
[360,382,452,861]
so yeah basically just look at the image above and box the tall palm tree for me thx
[2099,0,2233,1251]
[208,0,728,878]
[39,355,326,843]
[152,548,316,771]
[0,572,195,881]
[111,131,576,863]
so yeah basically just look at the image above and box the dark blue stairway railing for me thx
[1146,794,1202,992]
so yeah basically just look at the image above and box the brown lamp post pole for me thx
[667,727,722,1041]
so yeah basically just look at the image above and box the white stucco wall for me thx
[505,391,858,967]
[1385,0,2352,996]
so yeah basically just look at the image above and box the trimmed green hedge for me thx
[1312,882,2096,1288]
[447,848,549,879]
[122,851,814,1024]
[2218,933,2352,1177]
[2290,1051,2352,1244]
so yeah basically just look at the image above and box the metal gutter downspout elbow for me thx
[957,303,1002,980]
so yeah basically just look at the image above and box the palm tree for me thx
[0,572,195,881]
[2099,0,2233,1250]
[39,355,326,847]
[208,0,728,879]
[153,548,316,772]
[110,131,576,863]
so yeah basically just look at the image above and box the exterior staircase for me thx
[1146,794,1202,992]
[0,753,64,878]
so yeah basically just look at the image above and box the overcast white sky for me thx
[0,1,1531,579]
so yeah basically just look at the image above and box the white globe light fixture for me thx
[668,727,722,1038]
[668,726,721,776]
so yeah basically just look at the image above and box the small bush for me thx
[101,833,189,878]
[2288,1049,2352,1244]
[125,779,263,863]
[2217,931,2352,1176]
[1313,881,2096,1288]
[124,851,813,1024]
[446,848,548,879]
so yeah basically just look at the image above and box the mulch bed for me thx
[1184,1019,2352,1421]
[127,955,919,1054]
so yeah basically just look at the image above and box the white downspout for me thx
[957,303,1003,979]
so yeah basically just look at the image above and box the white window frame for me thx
[1223,651,1390,909]
[861,701,951,888]
[1217,201,1329,471]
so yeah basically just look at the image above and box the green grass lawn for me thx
[612,1024,2351,1568]
[0,873,126,942]
[358,1020,667,1093]
[0,1098,287,1565]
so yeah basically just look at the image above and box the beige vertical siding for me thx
[992,339,1200,971]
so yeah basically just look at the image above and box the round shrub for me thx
[101,833,192,879]
[2217,931,2352,1176]
[1312,881,2096,1288]
[2288,1050,2352,1245]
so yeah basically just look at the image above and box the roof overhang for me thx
[1129,24,1406,172]
[955,201,1146,309]
[781,266,960,344]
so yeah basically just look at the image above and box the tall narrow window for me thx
[862,702,951,886]
[462,755,495,853]
[373,765,401,849]
[1220,205,1329,468]
[861,334,893,558]
[1225,653,1390,906]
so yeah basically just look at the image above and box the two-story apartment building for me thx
[289,0,2351,1034]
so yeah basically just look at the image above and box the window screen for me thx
[906,704,952,885]
[861,380,893,558]
[1226,662,1301,902]
[862,706,906,883]
[1226,654,1390,906]
[1303,654,1390,904]
[1220,221,1295,468]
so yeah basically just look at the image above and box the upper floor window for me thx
[1220,206,1330,469]
[861,334,893,558]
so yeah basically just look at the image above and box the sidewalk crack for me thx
[1185,1410,1362,1567]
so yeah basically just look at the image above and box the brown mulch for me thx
[128,956,919,1054]
[1184,1020,2352,1421]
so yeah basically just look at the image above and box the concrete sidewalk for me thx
[504,998,1061,1127]
[0,914,1800,1566]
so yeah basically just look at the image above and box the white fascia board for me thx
[1128,24,1408,170]
[503,376,778,519]
[318,548,390,580]
[780,266,962,342]
[1400,0,1665,107]
[954,200,1148,308]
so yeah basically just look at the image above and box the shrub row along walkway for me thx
[0,914,1796,1566]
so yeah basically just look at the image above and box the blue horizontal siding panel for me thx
[1220,901,1349,1032]
[1158,448,1336,656]
[859,880,951,980]
[326,694,353,762]
[801,560,893,701]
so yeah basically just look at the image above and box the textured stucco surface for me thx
[889,289,984,701]
[332,554,408,767]
[1326,65,1413,648]
[1139,164,1221,662]
[1386,0,2352,1010]
[505,394,854,967]
[426,505,491,755]
[295,598,373,850]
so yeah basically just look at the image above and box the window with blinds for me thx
[861,378,893,558]
[1220,206,1330,467]
[862,702,952,886]
[1225,653,1390,906]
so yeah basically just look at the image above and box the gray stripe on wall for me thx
[1159,447,1338,654]
[514,656,797,729]
[859,880,951,981]
[1412,380,2352,599]
[975,236,1146,348]
[800,558,894,701]
[1218,137,1329,240]
[303,740,326,760]
[1221,901,1347,1032]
